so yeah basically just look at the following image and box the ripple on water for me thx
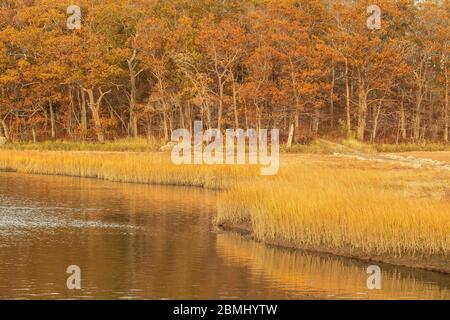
[0,195,139,241]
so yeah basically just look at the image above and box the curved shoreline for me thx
[216,223,450,275]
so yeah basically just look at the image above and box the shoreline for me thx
[216,223,450,275]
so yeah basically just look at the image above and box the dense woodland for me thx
[0,0,448,144]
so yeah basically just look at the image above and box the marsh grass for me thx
[284,138,450,154]
[0,138,163,152]
[284,140,340,154]
[0,150,260,190]
[216,176,450,257]
[215,156,450,259]
[1,150,449,262]
[3,138,449,154]
[376,143,450,153]
[283,138,378,154]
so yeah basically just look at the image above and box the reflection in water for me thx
[0,172,449,299]
[215,234,450,299]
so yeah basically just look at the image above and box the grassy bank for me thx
[1,149,449,272]
[0,138,163,152]
[2,138,449,154]
[284,139,450,154]
[0,150,260,190]
[376,143,450,153]
[215,158,450,272]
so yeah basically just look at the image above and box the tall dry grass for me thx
[216,175,450,258]
[0,150,260,190]
[215,157,450,259]
[0,137,163,152]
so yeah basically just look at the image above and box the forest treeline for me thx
[0,0,448,144]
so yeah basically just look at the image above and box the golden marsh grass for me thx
[0,150,260,190]
[0,138,163,152]
[216,155,450,264]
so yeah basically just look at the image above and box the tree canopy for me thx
[0,0,448,144]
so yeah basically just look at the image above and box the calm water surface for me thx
[0,172,449,299]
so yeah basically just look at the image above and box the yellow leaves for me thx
[0,69,19,85]
[17,59,30,69]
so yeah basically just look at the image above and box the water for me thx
[0,172,449,299]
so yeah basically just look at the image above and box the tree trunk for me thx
[345,60,351,135]
[168,110,173,134]
[400,100,407,141]
[0,121,4,138]
[371,104,382,143]
[444,64,449,143]
[90,107,105,143]
[68,86,76,138]
[32,127,36,144]
[79,88,87,140]
[130,112,138,138]
[84,88,109,143]
[49,100,56,139]
[187,101,193,133]
[286,122,294,148]
[413,67,427,142]
[217,81,224,131]
[127,49,139,138]
[356,76,367,141]
[312,108,320,135]
[231,75,239,129]
[161,102,169,142]
[146,116,152,139]
[0,120,6,144]
[289,57,301,143]
[204,101,212,130]
[428,91,434,141]
[1,120,10,141]
[244,101,249,130]
[413,90,423,141]
[330,65,335,128]
[178,102,185,129]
